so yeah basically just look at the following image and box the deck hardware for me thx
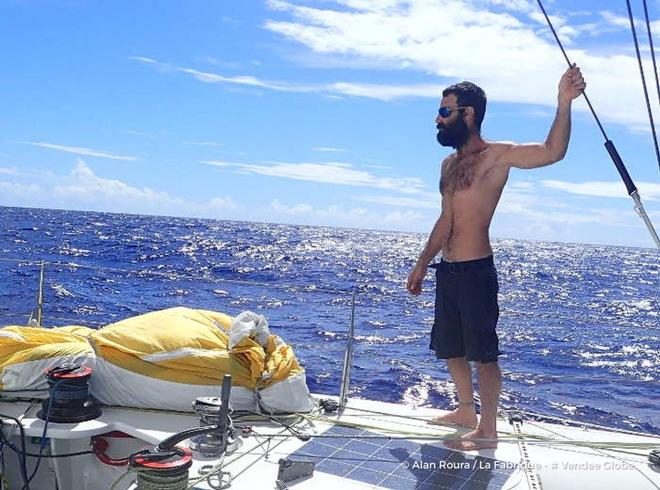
[131,446,192,489]
[37,364,101,423]
[277,458,315,484]
[509,411,543,490]
[339,289,357,410]
[650,449,660,468]
[28,260,46,327]
[186,375,240,457]
[319,398,339,414]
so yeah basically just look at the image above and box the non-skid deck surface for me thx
[1,396,659,490]
[288,424,514,489]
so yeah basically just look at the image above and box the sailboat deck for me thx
[1,394,658,489]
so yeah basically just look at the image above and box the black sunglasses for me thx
[438,106,469,118]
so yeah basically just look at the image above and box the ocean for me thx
[0,206,658,434]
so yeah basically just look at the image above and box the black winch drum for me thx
[37,364,102,423]
[133,447,193,490]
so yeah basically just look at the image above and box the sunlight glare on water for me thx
[0,206,658,434]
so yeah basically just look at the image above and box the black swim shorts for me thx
[429,255,500,363]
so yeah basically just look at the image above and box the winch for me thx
[189,392,240,456]
[131,446,193,490]
[157,374,241,458]
[37,364,101,423]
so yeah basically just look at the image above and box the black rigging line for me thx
[626,0,660,171]
[535,0,638,194]
[535,0,608,140]
[535,0,660,248]
[642,0,660,112]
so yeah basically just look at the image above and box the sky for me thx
[1,0,660,248]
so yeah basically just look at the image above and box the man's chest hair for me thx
[441,153,487,194]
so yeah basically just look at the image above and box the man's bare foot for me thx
[444,428,498,451]
[428,408,478,428]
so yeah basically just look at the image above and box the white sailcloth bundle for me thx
[0,308,314,414]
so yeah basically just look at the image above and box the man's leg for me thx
[445,360,501,450]
[476,360,501,436]
[429,356,477,428]
[444,259,501,449]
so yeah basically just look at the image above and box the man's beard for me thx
[436,117,469,149]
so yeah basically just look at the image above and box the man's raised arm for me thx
[496,64,586,170]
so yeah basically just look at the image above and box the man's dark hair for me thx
[442,81,487,132]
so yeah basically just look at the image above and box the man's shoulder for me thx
[484,141,518,166]
[486,141,517,153]
[440,152,457,169]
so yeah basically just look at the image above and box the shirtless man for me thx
[406,65,585,451]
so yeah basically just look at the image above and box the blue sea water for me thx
[0,206,658,434]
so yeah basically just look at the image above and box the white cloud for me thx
[354,194,439,209]
[384,210,425,223]
[489,180,660,247]
[3,159,656,246]
[22,142,137,161]
[0,167,18,175]
[260,0,660,128]
[177,67,290,89]
[183,141,224,147]
[133,57,445,101]
[268,198,431,230]
[326,81,444,101]
[599,10,629,29]
[53,159,174,203]
[313,146,350,153]
[221,16,240,26]
[599,11,635,30]
[0,181,41,195]
[497,184,543,214]
[0,159,240,219]
[508,181,535,191]
[202,56,241,69]
[270,199,316,215]
[128,56,161,65]
[598,10,660,39]
[198,160,238,167]
[481,0,534,14]
[541,180,660,201]
[492,195,658,247]
[209,196,238,208]
[202,159,425,194]
[128,3,660,130]
[123,130,157,139]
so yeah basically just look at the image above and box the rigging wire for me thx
[535,0,608,139]
[535,0,660,248]
[642,0,660,113]
[3,256,660,329]
[626,0,660,170]
[0,256,355,296]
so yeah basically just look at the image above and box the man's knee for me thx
[445,356,469,366]
[476,360,500,373]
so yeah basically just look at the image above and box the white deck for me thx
[0,395,658,489]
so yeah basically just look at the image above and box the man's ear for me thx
[463,106,474,124]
